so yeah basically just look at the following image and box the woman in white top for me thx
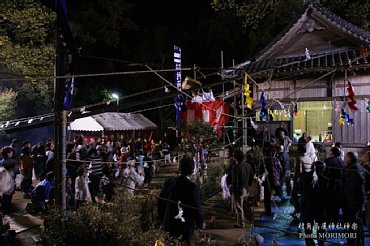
[122,160,143,197]
[302,136,317,172]
[75,168,91,208]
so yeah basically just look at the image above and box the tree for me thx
[180,120,220,153]
[0,0,55,117]
[321,0,370,31]
[69,0,137,51]
[0,89,17,121]
[211,0,370,59]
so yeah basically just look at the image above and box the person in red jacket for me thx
[20,144,34,199]
[118,147,128,172]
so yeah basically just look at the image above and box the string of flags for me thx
[220,70,364,126]
[245,72,297,121]
[260,91,268,120]
[0,114,54,130]
[346,80,358,111]
[269,109,275,119]
[292,101,298,116]
[244,74,254,109]
[340,109,354,126]
[336,77,360,126]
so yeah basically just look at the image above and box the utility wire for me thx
[0,68,193,82]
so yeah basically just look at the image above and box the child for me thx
[66,176,75,209]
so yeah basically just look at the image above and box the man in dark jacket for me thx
[290,133,307,218]
[297,132,308,156]
[158,156,204,244]
[301,161,329,246]
[342,152,366,246]
[324,147,345,223]
[260,125,272,148]
[361,151,370,227]
[225,148,236,186]
[275,123,288,140]
[262,142,282,216]
[232,150,252,228]
[278,131,292,198]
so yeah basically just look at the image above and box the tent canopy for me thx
[70,112,157,131]
[70,116,103,132]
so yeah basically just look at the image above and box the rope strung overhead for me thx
[0,68,193,83]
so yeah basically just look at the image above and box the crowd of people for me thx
[1,126,369,245]
[0,135,174,214]
[220,123,370,246]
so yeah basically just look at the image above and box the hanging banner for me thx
[63,76,74,110]
[243,73,253,109]
[181,100,230,134]
[174,45,182,143]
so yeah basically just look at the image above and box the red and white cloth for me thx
[181,100,229,133]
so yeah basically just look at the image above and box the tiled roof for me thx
[246,49,370,78]
[255,2,370,62]
[221,2,370,79]
[313,3,370,43]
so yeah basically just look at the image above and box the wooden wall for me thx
[254,78,329,100]
[332,74,370,147]
[252,73,370,148]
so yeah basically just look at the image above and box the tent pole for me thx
[221,51,226,146]
[233,59,237,143]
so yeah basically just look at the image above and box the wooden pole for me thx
[54,0,67,216]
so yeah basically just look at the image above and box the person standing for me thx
[0,147,16,214]
[275,123,288,140]
[290,132,308,217]
[87,147,104,203]
[20,145,34,199]
[122,160,142,197]
[44,150,54,175]
[260,125,272,147]
[225,148,236,187]
[232,150,252,228]
[297,132,308,156]
[324,147,345,224]
[262,141,282,216]
[278,131,292,199]
[335,142,345,161]
[143,153,153,186]
[99,169,114,202]
[302,136,316,172]
[9,139,19,160]
[161,142,171,166]
[300,161,329,246]
[342,152,366,246]
[158,156,204,245]
[75,168,91,208]
[118,147,128,172]
[34,144,47,179]
[361,151,370,227]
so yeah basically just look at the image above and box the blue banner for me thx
[63,76,74,110]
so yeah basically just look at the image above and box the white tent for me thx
[69,116,104,132]
[69,112,157,131]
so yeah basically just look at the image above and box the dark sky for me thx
[134,0,213,34]
[66,0,248,110]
